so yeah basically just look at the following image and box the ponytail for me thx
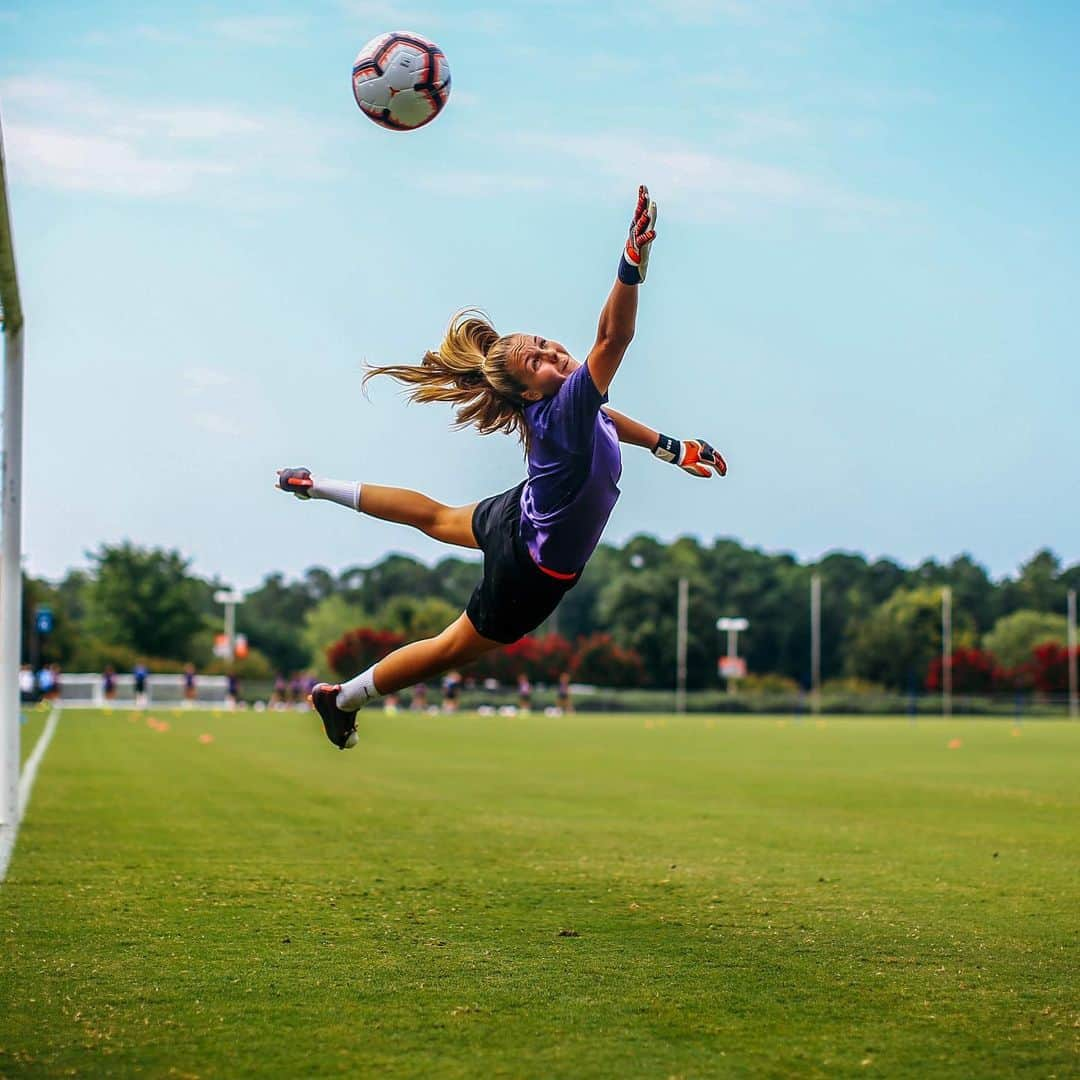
[363,309,530,446]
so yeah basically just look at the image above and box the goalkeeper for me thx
[276,186,726,750]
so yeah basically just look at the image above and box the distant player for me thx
[556,671,573,715]
[277,187,726,750]
[183,663,198,707]
[133,662,149,708]
[517,673,532,714]
[441,670,462,713]
[102,665,117,703]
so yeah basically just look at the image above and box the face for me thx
[507,333,579,401]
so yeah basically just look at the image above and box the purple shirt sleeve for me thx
[526,362,608,454]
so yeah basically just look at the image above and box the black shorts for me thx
[466,482,578,645]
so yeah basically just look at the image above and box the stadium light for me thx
[214,590,245,664]
[716,617,748,694]
[0,107,25,833]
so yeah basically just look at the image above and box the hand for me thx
[618,184,658,285]
[652,435,727,478]
[276,467,314,499]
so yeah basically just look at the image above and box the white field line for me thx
[0,706,60,882]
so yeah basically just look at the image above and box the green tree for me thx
[374,596,460,639]
[241,572,317,673]
[83,543,205,661]
[301,595,369,668]
[847,586,972,690]
[983,610,1067,669]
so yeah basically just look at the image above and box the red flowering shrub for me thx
[1029,642,1076,693]
[925,647,1002,693]
[570,633,644,688]
[469,634,574,684]
[326,627,406,679]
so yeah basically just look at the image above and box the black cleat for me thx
[309,683,359,750]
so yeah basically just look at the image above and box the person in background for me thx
[556,671,573,714]
[289,673,305,707]
[517,672,532,714]
[183,663,198,707]
[102,665,117,703]
[36,664,54,702]
[19,664,36,704]
[46,663,63,704]
[410,682,428,712]
[272,673,287,710]
[133,662,149,708]
[441,670,462,713]
[226,671,240,710]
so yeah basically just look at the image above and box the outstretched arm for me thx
[600,411,728,478]
[586,186,657,396]
[601,406,659,449]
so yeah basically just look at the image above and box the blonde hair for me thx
[363,309,530,446]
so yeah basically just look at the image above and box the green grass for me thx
[2,709,1077,1078]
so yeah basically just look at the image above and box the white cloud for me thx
[193,412,242,437]
[513,131,886,220]
[209,15,307,45]
[183,367,236,394]
[0,75,338,200]
[339,1,439,28]
[5,124,231,197]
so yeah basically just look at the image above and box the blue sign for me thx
[35,607,54,635]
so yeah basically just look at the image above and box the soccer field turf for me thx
[2,709,1077,1078]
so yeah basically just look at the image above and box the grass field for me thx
[2,708,1077,1078]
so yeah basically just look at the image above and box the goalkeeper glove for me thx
[617,184,658,285]
[652,435,727,478]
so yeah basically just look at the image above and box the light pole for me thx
[1068,589,1078,721]
[214,590,245,664]
[942,586,952,719]
[810,574,822,714]
[716,617,749,694]
[675,577,688,713]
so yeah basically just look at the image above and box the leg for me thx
[361,484,480,550]
[310,613,500,747]
[372,612,498,696]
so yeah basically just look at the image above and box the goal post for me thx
[0,106,25,831]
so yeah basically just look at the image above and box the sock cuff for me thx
[310,477,361,511]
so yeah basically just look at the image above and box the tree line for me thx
[21,538,1079,691]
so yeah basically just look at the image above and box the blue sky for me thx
[1,0,1078,589]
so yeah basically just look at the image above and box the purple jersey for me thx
[519,363,622,574]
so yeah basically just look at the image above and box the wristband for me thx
[617,254,642,286]
[652,433,681,464]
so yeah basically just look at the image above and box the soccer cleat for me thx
[277,467,314,499]
[309,683,359,750]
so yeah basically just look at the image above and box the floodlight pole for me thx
[810,574,822,714]
[675,577,688,714]
[1067,589,1078,721]
[0,108,24,833]
[942,586,952,719]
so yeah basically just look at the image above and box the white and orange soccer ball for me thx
[351,31,451,131]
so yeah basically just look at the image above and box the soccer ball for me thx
[351,31,451,131]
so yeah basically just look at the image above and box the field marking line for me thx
[0,706,61,883]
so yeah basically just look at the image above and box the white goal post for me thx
[0,106,25,832]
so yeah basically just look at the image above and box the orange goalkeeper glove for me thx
[652,435,727,478]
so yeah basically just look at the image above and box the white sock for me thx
[310,477,362,511]
[337,665,381,711]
